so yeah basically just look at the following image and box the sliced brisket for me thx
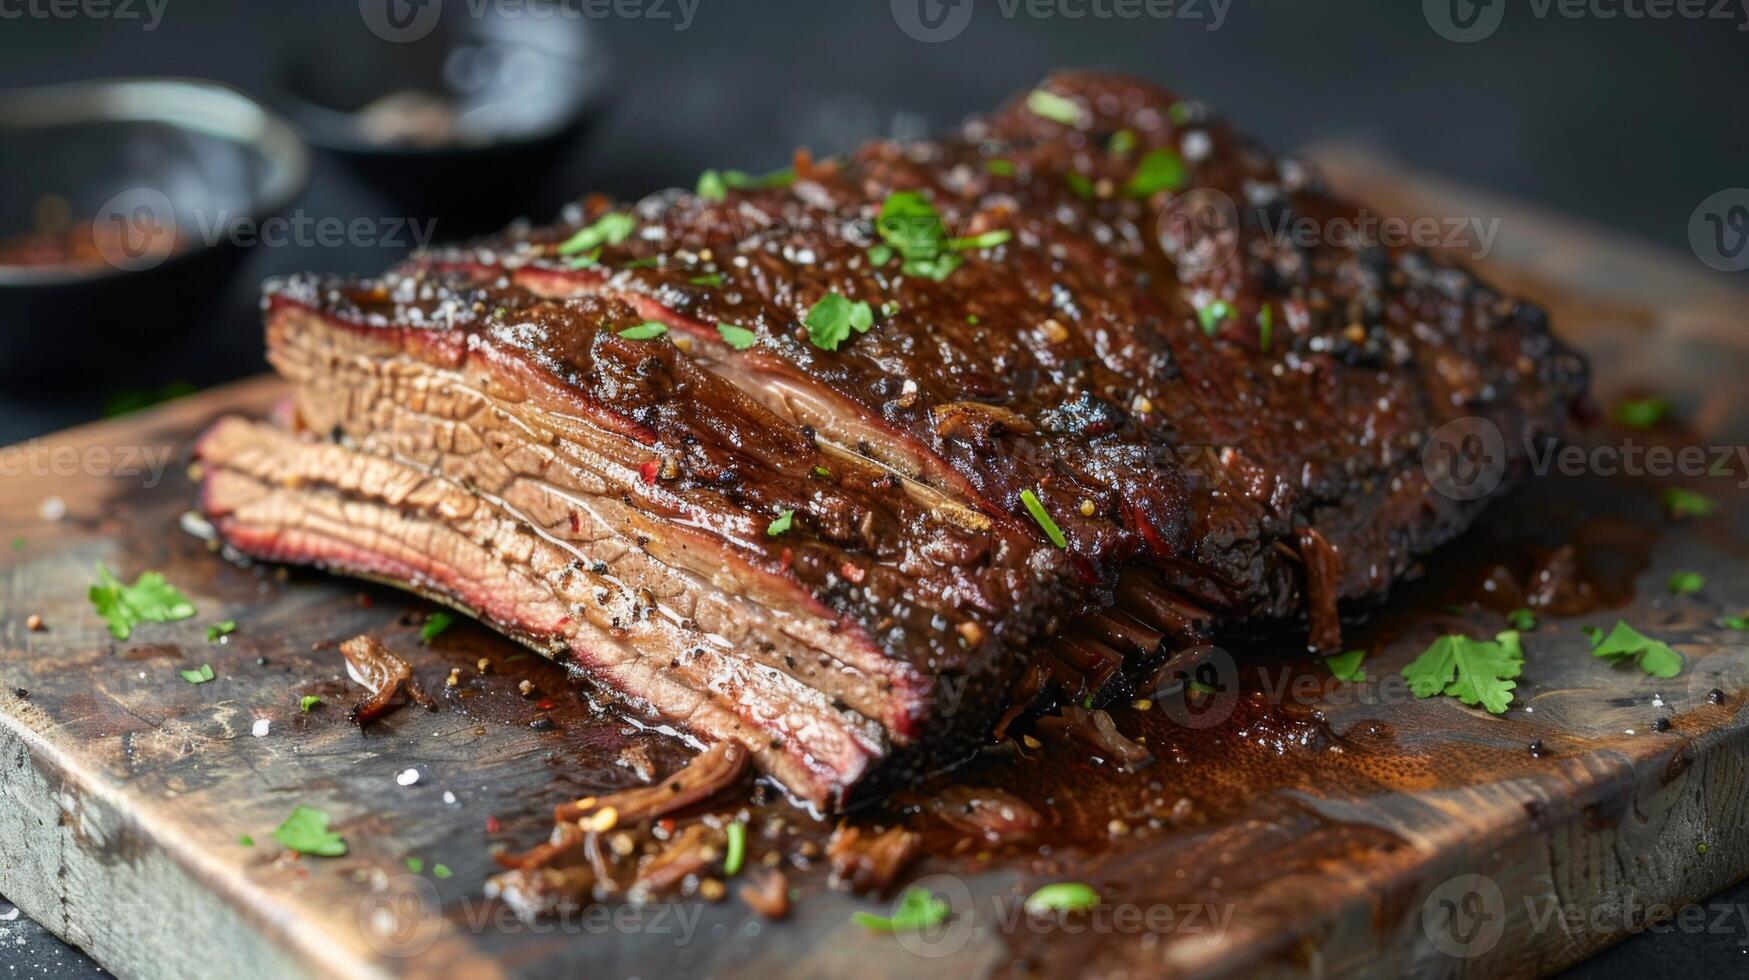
[197,72,1586,808]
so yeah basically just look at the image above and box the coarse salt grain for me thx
[251,719,270,738]
[397,768,421,786]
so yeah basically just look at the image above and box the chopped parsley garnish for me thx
[1612,397,1670,430]
[1589,620,1682,677]
[1662,487,1716,519]
[1668,571,1705,595]
[555,212,635,257]
[1020,489,1067,549]
[1108,129,1137,156]
[877,191,947,262]
[180,663,215,685]
[565,247,602,270]
[945,229,1013,251]
[1257,305,1274,352]
[406,857,424,873]
[616,321,669,341]
[716,323,758,350]
[238,835,254,847]
[623,256,663,269]
[853,886,950,933]
[723,821,746,877]
[272,805,347,857]
[1197,299,1233,336]
[299,695,322,713]
[1507,608,1537,631]
[1167,101,1194,125]
[866,244,893,266]
[696,166,796,201]
[1123,148,1188,197]
[766,509,795,537]
[985,159,1016,177]
[1324,649,1367,683]
[1024,882,1099,914]
[420,611,456,644]
[813,465,830,477]
[902,253,963,281]
[207,620,236,642]
[433,863,452,879]
[1025,89,1087,127]
[688,273,723,287]
[1719,614,1749,632]
[1064,171,1095,199]
[1402,631,1524,714]
[804,293,874,351]
[10,537,23,550]
[89,564,195,641]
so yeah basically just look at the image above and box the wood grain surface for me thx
[2,155,1747,979]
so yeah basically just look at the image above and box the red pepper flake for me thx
[485,816,502,834]
[657,818,676,835]
[356,593,374,608]
[778,547,794,570]
[839,562,865,584]
[639,460,660,485]
[535,699,557,711]
[569,512,581,533]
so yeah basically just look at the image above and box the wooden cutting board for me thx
[3,154,1748,980]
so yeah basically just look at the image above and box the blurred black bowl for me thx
[270,5,610,236]
[0,78,309,388]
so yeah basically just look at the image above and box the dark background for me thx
[1,0,1746,975]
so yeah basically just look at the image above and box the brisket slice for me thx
[198,71,1586,808]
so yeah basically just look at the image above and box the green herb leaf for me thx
[1026,89,1087,127]
[876,191,947,262]
[1590,620,1683,677]
[555,212,635,257]
[866,243,893,266]
[716,323,758,350]
[206,620,236,643]
[900,254,963,281]
[944,229,1012,251]
[406,857,424,874]
[853,887,951,933]
[9,537,23,550]
[272,805,347,857]
[616,321,669,341]
[1020,489,1067,549]
[1167,101,1194,125]
[1108,129,1137,156]
[1197,299,1233,336]
[1718,615,1749,632]
[1668,571,1705,596]
[1324,649,1367,683]
[767,509,795,537]
[1662,487,1716,519]
[1582,625,1604,645]
[1401,632,1524,714]
[813,465,830,477]
[804,293,875,351]
[1124,148,1188,197]
[179,663,215,685]
[1064,171,1095,200]
[696,169,728,201]
[1024,882,1099,914]
[1257,305,1274,352]
[433,863,452,879]
[420,611,455,644]
[299,695,322,713]
[565,247,603,270]
[1612,397,1670,430]
[89,563,196,640]
[723,821,746,877]
[689,273,724,287]
[1507,608,1537,631]
[984,159,1016,177]
[238,835,254,847]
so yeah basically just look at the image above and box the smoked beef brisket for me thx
[197,72,1587,809]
